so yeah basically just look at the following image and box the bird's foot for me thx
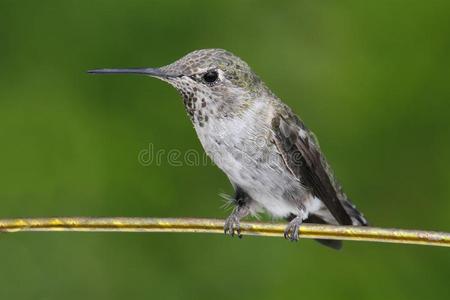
[224,214,241,238]
[224,206,249,238]
[284,216,303,242]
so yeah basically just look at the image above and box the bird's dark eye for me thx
[202,70,219,83]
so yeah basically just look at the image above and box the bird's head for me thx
[89,49,268,121]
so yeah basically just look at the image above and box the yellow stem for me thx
[0,217,448,247]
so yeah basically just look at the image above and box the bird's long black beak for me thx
[87,67,179,78]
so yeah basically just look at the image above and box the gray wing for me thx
[271,109,353,225]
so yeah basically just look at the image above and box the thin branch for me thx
[0,217,448,247]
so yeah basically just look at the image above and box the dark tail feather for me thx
[303,214,342,250]
[342,199,369,226]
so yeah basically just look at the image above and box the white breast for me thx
[193,102,316,218]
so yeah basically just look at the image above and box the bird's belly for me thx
[195,121,309,218]
[225,152,305,218]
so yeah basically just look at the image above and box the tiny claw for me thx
[233,224,243,238]
[284,216,302,242]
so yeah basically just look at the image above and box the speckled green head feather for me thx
[161,48,262,89]
[152,48,272,124]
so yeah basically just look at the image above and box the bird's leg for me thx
[224,187,251,238]
[284,210,307,242]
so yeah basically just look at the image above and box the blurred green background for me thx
[0,0,449,299]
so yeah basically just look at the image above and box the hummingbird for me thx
[88,49,367,249]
